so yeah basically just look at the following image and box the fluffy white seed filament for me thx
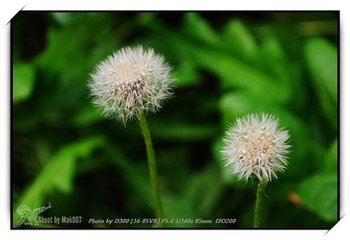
[221,113,290,182]
[89,46,173,124]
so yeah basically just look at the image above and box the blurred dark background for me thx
[12,11,338,228]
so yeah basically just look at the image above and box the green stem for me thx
[253,180,267,228]
[138,112,163,227]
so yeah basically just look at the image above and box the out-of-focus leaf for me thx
[219,91,274,126]
[182,165,223,216]
[35,16,117,82]
[13,63,35,103]
[145,15,292,103]
[305,38,337,127]
[71,102,103,126]
[222,20,258,59]
[260,36,286,62]
[51,13,80,25]
[324,139,337,172]
[13,136,105,226]
[35,27,88,79]
[190,46,292,103]
[276,111,324,178]
[105,147,153,209]
[259,36,291,82]
[219,91,263,125]
[175,61,201,87]
[163,165,224,227]
[183,13,219,45]
[297,173,337,222]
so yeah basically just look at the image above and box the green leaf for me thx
[13,136,104,227]
[107,143,224,227]
[174,61,201,87]
[305,38,337,127]
[183,13,219,45]
[145,16,292,104]
[323,139,337,172]
[71,102,103,126]
[297,173,337,222]
[105,146,153,210]
[222,20,258,59]
[275,111,317,178]
[258,36,292,84]
[35,15,117,82]
[219,91,276,126]
[51,13,79,25]
[163,165,224,227]
[260,36,286,62]
[190,46,292,103]
[13,63,35,103]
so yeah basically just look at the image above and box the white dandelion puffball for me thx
[221,113,290,182]
[89,46,173,123]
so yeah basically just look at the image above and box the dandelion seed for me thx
[221,113,290,182]
[88,45,172,226]
[89,46,173,124]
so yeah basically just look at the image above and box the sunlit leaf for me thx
[174,61,201,87]
[183,13,219,45]
[222,20,258,59]
[13,63,35,103]
[258,36,292,84]
[219,91,273,126]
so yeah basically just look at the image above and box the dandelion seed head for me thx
[89,46,173,123]
[221,113,290,182]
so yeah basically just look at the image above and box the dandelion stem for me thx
[138,112,163,227]
[254,180,267,228]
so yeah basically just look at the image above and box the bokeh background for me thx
[12,12,338,228]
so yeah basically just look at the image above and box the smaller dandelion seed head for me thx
[221,113,291,182]
[89,45,173,124]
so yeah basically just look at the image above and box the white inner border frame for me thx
[1,1,348,240]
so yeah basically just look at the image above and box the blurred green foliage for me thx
[12,12,338,228]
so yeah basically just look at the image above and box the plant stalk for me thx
[253,180,267,228]
[138,112,163,227]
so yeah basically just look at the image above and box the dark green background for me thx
[12,12,338,228]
